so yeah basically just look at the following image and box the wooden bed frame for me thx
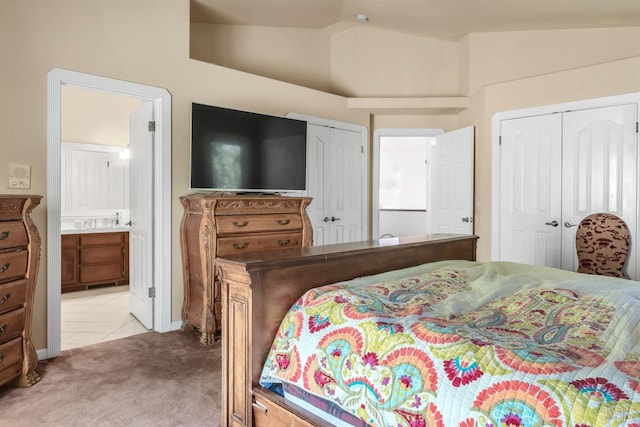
[217,234,478,427]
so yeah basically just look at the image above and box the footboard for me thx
[217,234,478,427]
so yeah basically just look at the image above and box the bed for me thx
[217,234,478,426]
[218,233,640,426]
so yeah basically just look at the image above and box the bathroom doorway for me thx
[46,69,172,358]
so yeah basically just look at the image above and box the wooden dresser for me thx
[61,231,129,293]
[0,195,41,388]
[179,194,312,345]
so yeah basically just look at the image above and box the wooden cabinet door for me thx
[61,244,78,287]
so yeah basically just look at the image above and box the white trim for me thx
[287,113,369,239]
[372,128,444,238]
[46,68,172,358]
[491,92,640,261]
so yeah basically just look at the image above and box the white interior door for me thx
[327,127,363,243]
[306,124,331,245]
[129,102,154,329]
[499,114,563,267]
[430,126,475,234]
[561,104,638,277]
[306,124,364,245]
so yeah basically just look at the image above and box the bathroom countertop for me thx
[61,226,130,235]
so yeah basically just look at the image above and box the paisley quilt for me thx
[260,260,640,427]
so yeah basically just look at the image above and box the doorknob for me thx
[564,222,578,228]
[323,216,341,222]
[461,217,473,223]
[545,220,559,227]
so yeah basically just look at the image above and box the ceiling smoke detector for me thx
[355,14,369,22]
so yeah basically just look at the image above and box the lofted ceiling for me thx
[191,0,640,41]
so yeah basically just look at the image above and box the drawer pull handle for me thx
[276,219,290,226]
[0,231,9,240]
[0,354,4,363]
[232,221,249,228]
[0,293,10,304]
[252,401,268,414]
[278,239,291,246]
[0,323,7,335]
[0,263,10,273]
[232,242,249,250]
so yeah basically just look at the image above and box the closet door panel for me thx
[561,104,638,277]
[499,114,563,267]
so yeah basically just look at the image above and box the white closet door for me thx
[561,104,638,278]
[305,124,331,246]
[305,124,364,245]
[327,127,364,244]
[499,114,563,267]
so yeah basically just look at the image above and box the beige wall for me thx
[466,27,640,95]
[62,86,142,146]
[192,22,640,100]
[190,23,332,93]
[330,27,460,97]
[1,0,368,350]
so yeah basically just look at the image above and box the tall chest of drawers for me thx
[179,194,312,345]
[0,195,41,388]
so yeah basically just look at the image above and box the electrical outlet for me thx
[8,164,31,189]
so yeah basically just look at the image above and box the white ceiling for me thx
[190,0,640,41]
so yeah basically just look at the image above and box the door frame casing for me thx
[46,68,172,359]
[491,91,640,262]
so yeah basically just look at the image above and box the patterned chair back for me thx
[575,213,630,278]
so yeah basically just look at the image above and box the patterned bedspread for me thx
[260,260,640,427]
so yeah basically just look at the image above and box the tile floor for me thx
[61,285,149,351]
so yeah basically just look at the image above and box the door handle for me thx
[545,220,559,227]
[461,217,473,223]
[564,222,578,228]
[323,216,341,222]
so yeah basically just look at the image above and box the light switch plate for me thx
[8,164,31,189]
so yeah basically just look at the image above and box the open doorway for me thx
[59,87,144,350]
[372,127,475,239]
[46,69,172,359]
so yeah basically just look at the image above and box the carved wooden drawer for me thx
[80,245,122,264]
[216,214,303,235]
[80,233,122,246]
[0,250,28,284]
[0,337,23,386]
[0,307,25,343]
[217,232,303,256]
[0,221,28,250]
[0,279,26,315]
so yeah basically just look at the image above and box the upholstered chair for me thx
[575,213,630,278]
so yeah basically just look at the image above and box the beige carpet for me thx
[0,330,222,427]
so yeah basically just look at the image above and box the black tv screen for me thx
[190,103,307,192]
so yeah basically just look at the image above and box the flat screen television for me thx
[190,103,307,193]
